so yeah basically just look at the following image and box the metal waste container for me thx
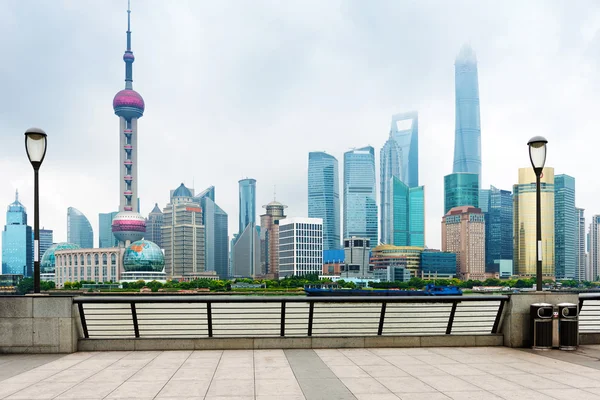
[557,303,578,350]
[530,303,553,350]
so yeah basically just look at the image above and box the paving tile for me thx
[379,356,426,366]
[256,396,306,400]
[204,397,254,400]
[86,368,138,383]
[396,393,451,400]
[296,378,356,400]
[213,367,254,380]
[505,362,562,375]
[377,376,438,393]
[339,377,391,394]
[254,366,296,380]
[436,364,490,376]
[540,388,600,399]
[418,375,480,392]
[537,373,600,388]
[471,364,524,375]
[490,390,555,400]
[328,365,371,378]
[180,358,220,369]
[0,383,30,399]
[170,367,216,381]
[206,379,254,397]
[156,380,211,398]
[360,364,408,378]
[459,375,525,391]
[6,382,75,399]
[105,380,167,399]
[355,394,400,400]
[414,355,461,365]
[502,373,569,390]
[128,367,176,382]
[55,381,123,399]
[444,391,503,399]
[255,379,304,396]
[399,364,450,377]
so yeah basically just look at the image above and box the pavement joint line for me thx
[95,350,161,400]
[150,350,193,400]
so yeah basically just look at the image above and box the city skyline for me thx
[1,1,599,254]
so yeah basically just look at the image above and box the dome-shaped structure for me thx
[172,183,193,198]
[111,211,146,243]
[123,240,164,272]
[113,89,145,119]
[41,243,80,273]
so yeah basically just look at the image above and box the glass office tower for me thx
[1,191,33,276]
[390,112,419,188]
[67,207,94,249]
[238,179,256,234]
[576,208,586,281]
[479,186,513,272]
[513,167,555,277]
[444,172,479,214]
[344,147,377,246]
[381,176,425,247]
[39,229,53,258]
[453,45,482,186]
[99,212,119,248]
[554,175,576,280]
[196,186,229,279]
[308,152,341,250]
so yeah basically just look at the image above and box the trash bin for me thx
[557,303,578,350]
[530,303,553,350]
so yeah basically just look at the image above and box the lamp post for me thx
[527,136,548,292]
[24,128,47,294]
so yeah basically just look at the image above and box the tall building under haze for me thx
[513,167,555,277]
[344,147,377,246]
[442,206,485,281]
[39,229,54,258]
[238,179,256,234]
[479,186,513,273]
[444,172,479,214]
[110,3,147,247]
[67,207,94,249]
[577,208,586,281]
[1,191,33,276]
[232,179,259,277]
[195,187,229,279]
[162,184,205,279]
[554,175,576,280]
[308,152,340,250]
[589,216,600,282]
[145,204,163,248]
[389,112,419,188]
[453,45,482,186]
[99,212,118,248]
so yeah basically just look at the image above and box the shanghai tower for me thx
[453,44,481,186]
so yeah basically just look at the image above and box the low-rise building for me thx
[279,217,323,277]
[370,245,423,277]
[420,249,457,279]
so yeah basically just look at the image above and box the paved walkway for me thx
[2,346,600,399]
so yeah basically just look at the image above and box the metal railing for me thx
[73,295,508,339]
[579,293,600,333]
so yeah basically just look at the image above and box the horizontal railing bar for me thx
[74,295,507,304]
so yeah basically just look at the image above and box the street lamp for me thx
[25,128,47,294]
[528,136,548,292]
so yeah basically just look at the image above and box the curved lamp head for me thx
[25,128,47,170]
[527,136,548,175]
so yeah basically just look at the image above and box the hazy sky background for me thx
[1,0,600,255]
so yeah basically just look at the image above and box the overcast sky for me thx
[1,0,600,255]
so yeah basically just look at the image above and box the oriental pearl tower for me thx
[111,1,146,246]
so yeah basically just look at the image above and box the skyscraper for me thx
[554,175,576,280]
[238,179,256,234]
[444,172,479,214]
[233,179,259,278]
[589,216,600,282]
[344,146,377,246]
[453,45,482,186]
[308,152,340,250]
[111,2,147,246]
[513,167,555,277]
[381,176,425,247]
[380,136,402,244]
[577,208,586,281]
[196,186,229,279]
[67,207,94,249]
[390,112,419,188]
[260,200,287,277]
[479,186,513,273]
[162,183,205,279]
[145,204,163,249]
[442,206,485,281]
[1,191,33,276]
[39,229,53,258]
[99,212,119,248]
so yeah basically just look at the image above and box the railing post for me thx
[491,299,506,334]
[280,301,286,337]
[131,303,140,338]
[378,302,387,336]
[446,301,458,335]
[308,301,314,337]
[207,302,213,338]
[77,302,89,339]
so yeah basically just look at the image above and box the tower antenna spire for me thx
[123,0,134,89]
[15,189,18,202]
